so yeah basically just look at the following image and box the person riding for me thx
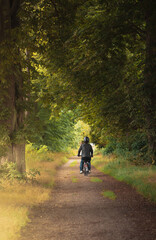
[78,136,93,174]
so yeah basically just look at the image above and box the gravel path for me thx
[19,157,156,240]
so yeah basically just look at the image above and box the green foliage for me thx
[101,133,149,164]
[0,162,23,181]
[27,107,79,152]
[26,0,155,162]
[101,139,117,156]
[74,120,91,144]
[37,145,48,154]
[0,162,40,182]
[26,168,41,182]
[0,126,10,158]
[0,0,155,165]
[26,144,54,162]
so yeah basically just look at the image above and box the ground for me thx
[19,157,156,240]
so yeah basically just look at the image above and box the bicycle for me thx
[83,160,90,176]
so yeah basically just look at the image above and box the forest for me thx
[0,1,156,240]
[0,0,156,170]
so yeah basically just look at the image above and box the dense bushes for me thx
[101,133,149,165]
[27,108,80,152]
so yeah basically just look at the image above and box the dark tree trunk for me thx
[144,0,156,164]
[0,0,26,172]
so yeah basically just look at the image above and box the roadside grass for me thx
[26,150,68,188]
[0,146,69,240]
[69,160,77,167]
[92,154,156,203]
[102,190,117,200]
[90,177,103,183]
[0,205,28,240]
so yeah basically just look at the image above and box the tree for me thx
[27,106,79,151]
[31,0,155,162]
[1,0,155,168]
[143,0,156,162]
[0,0,32,172]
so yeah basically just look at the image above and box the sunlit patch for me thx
[0,205,29,240]
[0,150,70,240]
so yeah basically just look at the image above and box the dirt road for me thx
[20,157,156,240]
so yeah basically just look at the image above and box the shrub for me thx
[37,145,48,154]
[101,133,149,165]
[0,162,23,181]
[101,139,117,156]
[0,162,40,183]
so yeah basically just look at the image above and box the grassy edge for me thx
[0,151,70,240]
[92,154,156,203]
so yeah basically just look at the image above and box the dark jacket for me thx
[78,143,93,158]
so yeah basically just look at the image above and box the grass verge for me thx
[90,177,103,183]
[0,147,70,240]
[102,190,117,200]
[92,154,156,203]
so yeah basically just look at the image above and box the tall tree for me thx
[143,0,156,162]
[0,0,26,172]
[31,0,155,162]
[1,0,155,167]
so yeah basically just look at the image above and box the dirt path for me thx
[20,157,156,240]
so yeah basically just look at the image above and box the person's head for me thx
[84,136,89,143]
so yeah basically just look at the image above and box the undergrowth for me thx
[0,144,70,240]
[100,133,153,165]
[92,153,156,203]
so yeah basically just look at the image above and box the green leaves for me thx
[27,106,79,151]
[0,0,155,162]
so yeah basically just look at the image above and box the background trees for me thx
[35,0,155,163]
[0,0,155,170]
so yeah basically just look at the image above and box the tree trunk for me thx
[144,0,156,164]
[13,144,26,172]
[0,0,26,172]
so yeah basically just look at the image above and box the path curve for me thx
[20,157,156,240]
